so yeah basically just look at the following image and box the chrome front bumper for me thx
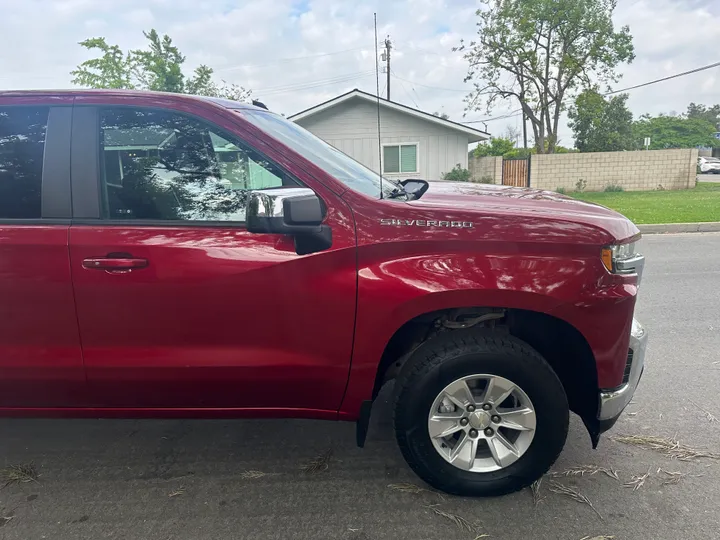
[598,319,647,421]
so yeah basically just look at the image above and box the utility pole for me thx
[519,65,528,149]
[383,36,392,100]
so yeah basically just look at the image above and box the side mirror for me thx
[400,178,429,200]
[246,187,332,255]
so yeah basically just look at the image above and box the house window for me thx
[383,144,417,174]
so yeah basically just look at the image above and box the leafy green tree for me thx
[686,103,720,128]
[503,147,534,159]
[632,115,718,149]
[568,89,634,152]
[474,137,516,157]
[71,30,251,102]
[457,0,634,153]
[70,38,134,89]
[129,30,185,93]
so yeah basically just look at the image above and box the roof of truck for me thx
[0,88,267,111]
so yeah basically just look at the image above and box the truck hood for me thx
[408,181,639,242]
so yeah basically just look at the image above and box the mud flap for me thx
[356,400,373,448]
[583,416,601,449]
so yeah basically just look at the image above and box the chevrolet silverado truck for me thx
[0,90,646,496]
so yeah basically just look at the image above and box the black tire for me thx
[393,328,569,497]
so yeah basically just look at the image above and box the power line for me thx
[255,71,374,95]
[461,60,720,124]
[259,74,374,96]
[391,73,468,92]
[215,47,367,73]
[392,69,419,108]
[463,109,523,124]
[259,74,373,96]
[606,60,720,95]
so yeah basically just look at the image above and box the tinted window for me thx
[0,107,49,219]
[99,107,291,221]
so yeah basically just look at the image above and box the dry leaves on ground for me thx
[388,483,445,500]
[624,468,650,491]
[425,505,478,534]
[689,400,717,423]
[548,481,602,519]
[613,435,720,461]
[0,464,39,486]
[300,449,333,474]
[550,465,620,481]
[530,478,544,506]
[240,470,280,479]
[168,487,185,498]
[657,468,686,486]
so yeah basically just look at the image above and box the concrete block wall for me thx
[468,155,503,184]
[530,149,698,192]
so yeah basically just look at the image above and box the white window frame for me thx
[381,142,419,175]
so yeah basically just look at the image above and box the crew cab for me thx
[0,90,646,496]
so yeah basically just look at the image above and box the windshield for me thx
[237,109,402,199]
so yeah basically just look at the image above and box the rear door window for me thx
[0,107,49,218]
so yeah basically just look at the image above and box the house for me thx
[288,89,489,180]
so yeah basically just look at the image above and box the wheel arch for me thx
[372,304,599,434]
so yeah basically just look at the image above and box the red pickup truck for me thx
[0,90,646,496]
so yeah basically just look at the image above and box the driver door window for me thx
[99,107,291,222]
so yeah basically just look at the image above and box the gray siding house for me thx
[288,89,489,181]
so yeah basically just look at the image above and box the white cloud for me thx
[1,0,719,148]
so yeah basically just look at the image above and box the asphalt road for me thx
[698,173,720,183]
[1,233,719,540]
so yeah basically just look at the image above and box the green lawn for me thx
[571,182,720,224]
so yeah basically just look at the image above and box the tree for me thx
[503,125,521,146]
[632,115,718,150]
[71,29,251,102]
[70,38,134,89]
[474,136,516,157]
[568,89,633,152]
[457,0,634,153]
[686,103,720,129]
[130,30,185,93]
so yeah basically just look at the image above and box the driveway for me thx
[1,233,719,540]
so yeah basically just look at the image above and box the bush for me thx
[503,147,534,159]
[604,184,624,192]
[575,178,587,192]
[442,164,472,182]
[476,175,495,184]
[556,187,567,195]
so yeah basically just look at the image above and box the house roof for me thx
[288,88,489,142]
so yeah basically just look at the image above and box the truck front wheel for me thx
[393,329,569,496]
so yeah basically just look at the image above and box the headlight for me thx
[601,241,644,277]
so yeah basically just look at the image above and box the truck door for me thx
[67,101,357,411]
[0,99,87,407]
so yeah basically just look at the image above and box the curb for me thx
[637,222,720,234]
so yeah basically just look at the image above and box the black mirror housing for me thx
[247,188,332,255]
[400,178,429,200]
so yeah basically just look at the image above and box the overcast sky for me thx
[1,0,719,147]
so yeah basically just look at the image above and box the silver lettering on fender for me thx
[380,218,474,228]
